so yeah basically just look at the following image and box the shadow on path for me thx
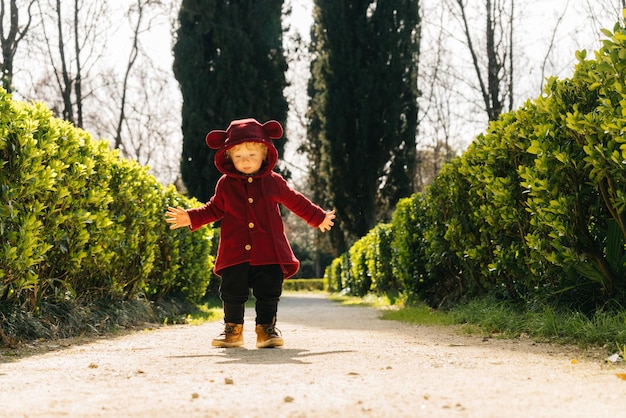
[168,348,354,365]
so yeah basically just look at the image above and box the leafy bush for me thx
[324,252,350,293]
[326,20,626,313]
[0,89,216,314]
[346,224,395,296]
[457,106,541,303]
[390,194,428,298]
[518,31,626,309]
[283,278,325,292]
[145,185,217,304]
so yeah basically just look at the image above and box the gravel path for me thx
[1,292,625,417]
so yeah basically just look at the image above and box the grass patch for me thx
[330,293,453,326]
[329,292,405,308]
[450,297,529,338]
[185,303,223,325]
[381,305,456,326]
[330,292,626,353]
[449,297,626,349]
[185,295,225,325]
[407,295,626,352]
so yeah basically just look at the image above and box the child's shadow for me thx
[214,348,354,365]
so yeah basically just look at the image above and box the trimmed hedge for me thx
[283,278,325,292]
[0,89,216,313]
[326,21,626,312]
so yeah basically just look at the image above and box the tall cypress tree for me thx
[173,0,288,202]
[306,1,420,253]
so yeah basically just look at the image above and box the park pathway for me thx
[1,292,625,417]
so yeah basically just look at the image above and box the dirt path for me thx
[1,292,625,417]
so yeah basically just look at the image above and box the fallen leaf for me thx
[191,393,199,399]
[284,396,294,403]
[616,373,626,381]
[570,359,578,364]
[225,377,234,385]
[88,363,98,369]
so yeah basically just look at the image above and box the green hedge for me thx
[283,278,325,292]
[0,89,216,312]
[325,21,626,312]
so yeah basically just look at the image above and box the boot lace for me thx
[264,324,281,338]
[222,323,240,335]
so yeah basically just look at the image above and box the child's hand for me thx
[319,209,336,232]
[165,206,191,229]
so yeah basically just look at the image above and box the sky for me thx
[417,0,624,151]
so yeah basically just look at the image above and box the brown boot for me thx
[255,322,284,348]
[212,323,244,348]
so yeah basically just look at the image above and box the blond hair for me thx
[226,141,268,159]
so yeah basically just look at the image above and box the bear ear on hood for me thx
[206,119,283,149]
[206,130,227,149]
[263,120,283,139]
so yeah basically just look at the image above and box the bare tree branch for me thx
[114,0,147,150]
[455,0,492,118]
[539,0,569,92]
[507,0,514,112]
[450,0,514,121]
[35,0,108,126]
[58,1,75,122]
[73,0,82,127]
[1,0,36,92]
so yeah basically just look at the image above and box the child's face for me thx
[228,142,267,175]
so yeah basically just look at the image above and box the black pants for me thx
[219,263,284,325]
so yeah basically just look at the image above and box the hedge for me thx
[325,20,626,312]
[0,88,217,314]
[283,278,325,292]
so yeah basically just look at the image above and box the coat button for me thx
[245,244,251,251]
[248,222,254,229]
[247,177,253,183]
[248,198,254,203]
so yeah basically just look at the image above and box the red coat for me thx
[187,119,326,278]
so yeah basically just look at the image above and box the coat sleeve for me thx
[186,177,226,231]
[271,173,326,228]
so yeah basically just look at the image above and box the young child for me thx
[165,118,335,348]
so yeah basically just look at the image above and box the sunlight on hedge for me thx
[0,89,217,314]
[326,19,626,314]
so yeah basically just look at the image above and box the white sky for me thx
[417,0,622,151]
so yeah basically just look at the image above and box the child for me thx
[165,118,335,348]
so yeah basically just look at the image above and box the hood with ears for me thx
[205,118,283,178]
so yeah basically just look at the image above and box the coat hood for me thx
[205,118,283,178]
